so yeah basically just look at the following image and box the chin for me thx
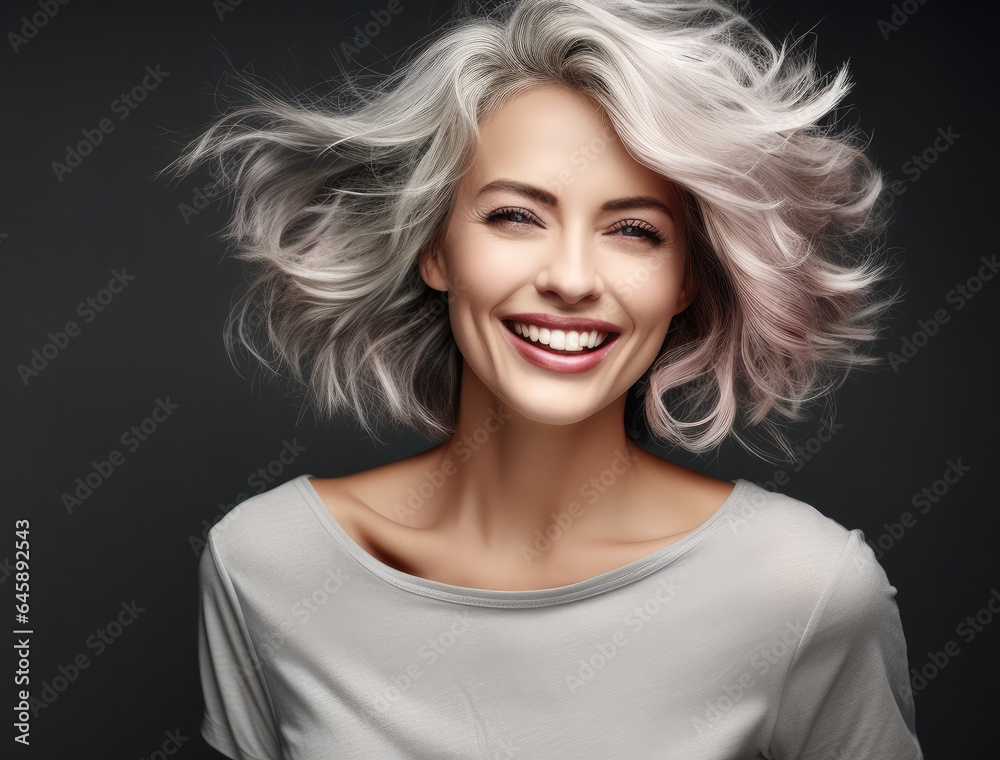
[494,387,619,428]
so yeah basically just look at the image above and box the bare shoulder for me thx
[308,445,444,525]
[307,449,449,574]
[639,448,734,501]
[627,449,736,533]
[679,468,737,508]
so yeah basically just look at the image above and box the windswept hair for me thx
[166,0,896,458]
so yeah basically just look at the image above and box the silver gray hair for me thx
[167,0,896,457]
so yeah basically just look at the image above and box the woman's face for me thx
[420,84,695,426]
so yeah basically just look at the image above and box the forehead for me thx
[463,84,679,206]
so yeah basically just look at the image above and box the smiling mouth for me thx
[503,320,618,354]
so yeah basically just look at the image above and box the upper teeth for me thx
[510,321,610,351]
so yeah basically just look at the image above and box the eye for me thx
[608,219,666,244]
[485,206,540,227]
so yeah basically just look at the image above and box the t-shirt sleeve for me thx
[767,529,923,759]
[198,536,284,760]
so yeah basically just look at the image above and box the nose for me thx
[534,230,604,304]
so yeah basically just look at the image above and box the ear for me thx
[673,283,697,315]
[418,237,449,292]
[671,257,698,316]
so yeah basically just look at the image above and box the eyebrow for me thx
[475,179,675,220]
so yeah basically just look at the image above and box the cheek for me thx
[608,255,685,322]
[443,233,536,312]
[441,261,509,349]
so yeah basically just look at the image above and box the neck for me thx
[422,359,656,565]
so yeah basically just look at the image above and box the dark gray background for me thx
[2,0,996,756]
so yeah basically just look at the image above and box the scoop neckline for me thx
[293,473,751,608]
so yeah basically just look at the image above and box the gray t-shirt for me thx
[197,473,922,759]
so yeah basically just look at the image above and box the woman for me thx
[177,0,922,757]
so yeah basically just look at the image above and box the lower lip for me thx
[500,321,618,374]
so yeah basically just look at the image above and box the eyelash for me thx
[484,206,667,244]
